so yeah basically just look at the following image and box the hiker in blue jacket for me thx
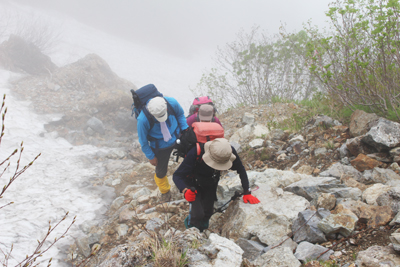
[173,138,260,232]
[137,95,189,201]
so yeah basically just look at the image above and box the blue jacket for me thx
[137,96,188,160]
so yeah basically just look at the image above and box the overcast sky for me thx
[12,0,332,59]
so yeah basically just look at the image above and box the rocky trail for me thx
[2,36,400,266]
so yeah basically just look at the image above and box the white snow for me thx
[0,2,211,266]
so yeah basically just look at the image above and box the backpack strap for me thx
[196,143,204,162]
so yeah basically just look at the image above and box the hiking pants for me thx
[154,145,175,178]
[189,183,218,229]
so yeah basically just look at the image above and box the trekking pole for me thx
[212,185,260,215]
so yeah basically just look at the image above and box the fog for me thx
[12,0,332,59]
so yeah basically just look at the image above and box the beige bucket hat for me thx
[203,138,236,170]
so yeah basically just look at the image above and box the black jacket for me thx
[173,145,249,193]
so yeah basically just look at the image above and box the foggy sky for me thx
[12,0,332,59]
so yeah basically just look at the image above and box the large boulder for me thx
[349,110,379,137]
[362,118,400,152]
[221,184,310,245]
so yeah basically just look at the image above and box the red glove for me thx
[243,194,260,204]
[184,188,197,202]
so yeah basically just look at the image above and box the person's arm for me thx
[170,97,189,131]
[137,114,155,160]
[214,117,223,127]
[186,114,196,128]
[173,147,197,192]
[230,146,249,192]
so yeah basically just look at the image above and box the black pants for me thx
[154,145,175,178]
[189,183,218,228]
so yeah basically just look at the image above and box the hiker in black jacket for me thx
[173,138,260,232]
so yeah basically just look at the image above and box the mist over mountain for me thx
[10,0,331,59]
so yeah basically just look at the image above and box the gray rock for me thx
[292,209,330,243]
[249,138,264,149]
[376,186,400,213]
[255,246,300,267]
[349,110,379,137]
[294,241,333,262]
[236,238,265,261]
[271,129,286,141]
[318,212,358,237]
[390,147,400,157]
[230,141,242,153]
[356,246,400,266]
[116,224,129,237]
[339,143,350,158]
[87,117,105,135]
[320,162,363,182]
[314,147,327,157]
[362,118,400,152]
[110,196,125,211]
[76,236,91,257]
[145,217,164,231]
[284,176,344,201]
[242,112,255,125]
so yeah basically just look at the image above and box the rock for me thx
[76,236,91,257]
[230,141,242,153]
[221,184,309,245]
[349,110,379,137]
[199,234,244,267]
[336,199,370,218]
[242,112,255,125]
[289,135,305,145]
[292,209,330,244]
[346,136,367,156]
[362,118,400,152]
[229,124,253,143]
[314,147,327,157]
[370,168,400,187]
[376,187,400,213]
[110,196,125,211]
[339,143,350,158]
[105,159,136,173]
[253,125,270,139]
[390,232,400,253]
[320,162,363,182]
[130,187,152,200]
[296,165,314,175]
[318,205,358,237]
[294,241,333,262]
[356,246,400,266]
[317,193,336,210]
[145,218,164,231]
[284,176,344,201]
[311,115,340,128]
[359,205,394,228]
[270,129,287,141]
[350,154,383,172]
[367,153,392,163]
[362,183,391,205]
[116,224,129,237]
[341,176,368,192]
[390,163,400,172]
[254,246,301,267]
[249,138,264,149]
[235,238,265,261]
[87,117,106,135]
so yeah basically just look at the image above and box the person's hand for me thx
[184,188,197,202]
[243,194,260,204]
[149,157,158,166]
